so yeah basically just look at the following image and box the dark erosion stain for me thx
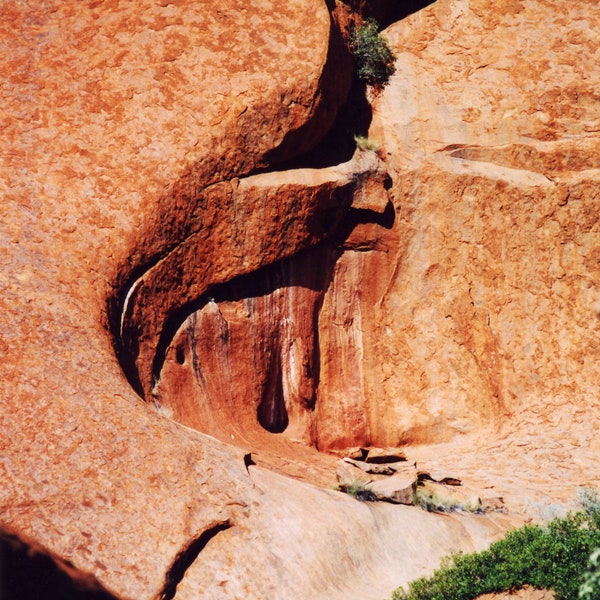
[257,344,289,434]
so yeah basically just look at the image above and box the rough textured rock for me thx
[337,457,418,504]
[366,471,416,504]
[0,1,380,598]
[174,466,516,600]
[336,458,375,488]
[152,150,392,446]
[316,0,600,518]
[2,0,600,599]
[343,456,414,475]
[317,0,600,464]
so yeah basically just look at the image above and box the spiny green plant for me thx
[392,488,600,600]
[350,19,396,87]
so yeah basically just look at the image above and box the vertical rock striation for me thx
[156,0,600,461]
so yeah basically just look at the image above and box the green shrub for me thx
[579,548,600,600]
[392,490,600,600]
[350,19,396,86]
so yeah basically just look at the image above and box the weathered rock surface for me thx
[337,458,376,488]
[343,456,413,475]
[336,455,418,501]
[366,471,416,504]
[152,150,392,446]
[354,0,600,450]
[355,1,600,519]
[2,0,600,599]
[164,0,600,477]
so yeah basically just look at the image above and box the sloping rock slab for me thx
[343,456,415,476]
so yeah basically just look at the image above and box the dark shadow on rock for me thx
[343,0,437,29]
[0,525,120,600]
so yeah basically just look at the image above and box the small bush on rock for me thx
[392,490,600,600]
[579,547,600,600]
[353,134,379,152]
[341,481,377,502]
[350,19,396,87]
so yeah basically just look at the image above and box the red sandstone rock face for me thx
[340,0,600,455]
[154,0,600,525]
[318,0,600,514]
[2,0,600,599]
[160,0,600,462]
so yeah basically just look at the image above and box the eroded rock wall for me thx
[156,246,335,447]
[2,0,600,599]
[346,0,600,447]
[161,0,600,452]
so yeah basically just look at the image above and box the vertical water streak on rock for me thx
[155,245,342,445]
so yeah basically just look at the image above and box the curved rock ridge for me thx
[118,149,390,403]
[105,0,354,395]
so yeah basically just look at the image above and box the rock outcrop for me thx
[156,0,600,473]
[1,0,599,599]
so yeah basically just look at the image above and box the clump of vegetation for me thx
[412,484,482,514]
[340,482,377,502]
[350,19,396,87]
[353,134,379,152]
[579,548,600,600]
[392,488,600,600]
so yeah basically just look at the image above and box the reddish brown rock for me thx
[0,1,374,598]
[2,0,600,599]
[317,0,600,454]
[153,0,600,509]
[366,471,416,505]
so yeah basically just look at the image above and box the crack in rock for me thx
[157,520,232,600]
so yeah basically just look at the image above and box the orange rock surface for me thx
[1,0,599,598]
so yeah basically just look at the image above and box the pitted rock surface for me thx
[1,0,600,599]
